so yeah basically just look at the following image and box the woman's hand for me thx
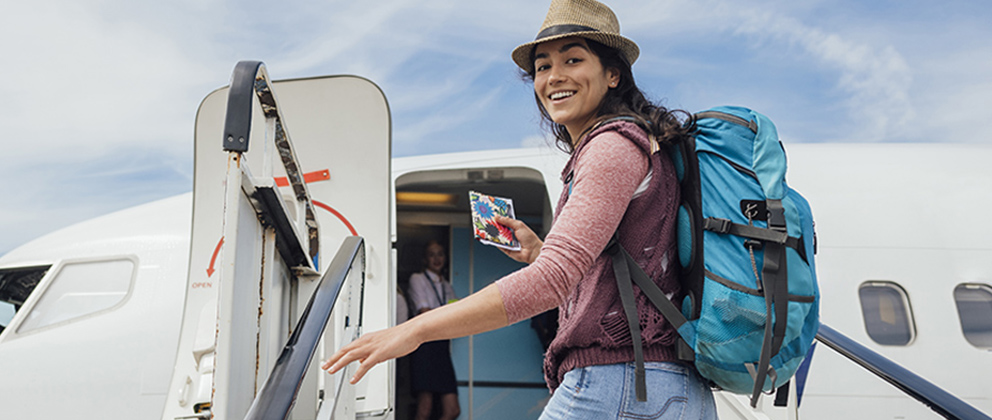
[323,284,509,385]
[321,323,421,384]
[494,215,543,264]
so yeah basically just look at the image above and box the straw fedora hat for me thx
[512,0,639,74]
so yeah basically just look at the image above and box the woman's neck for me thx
[568,117,605,148]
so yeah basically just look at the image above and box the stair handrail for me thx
[816,324,990,420]
[242,236,365,420]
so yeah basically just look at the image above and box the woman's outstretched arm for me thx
[321,282,508,384]
[324,128,648,384]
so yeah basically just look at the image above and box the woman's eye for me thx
[535,64,550,72]
[566,57,582,64]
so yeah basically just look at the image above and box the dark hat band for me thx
[535,24,599,41]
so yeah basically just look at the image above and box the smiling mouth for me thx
[549,91,576,100]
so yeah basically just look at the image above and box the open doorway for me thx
[394,166,555,420]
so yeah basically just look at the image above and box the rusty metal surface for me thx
[242,236,366,420]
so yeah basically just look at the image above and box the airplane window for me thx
[0,302,14,331]
[0,265,51,333]
[16,259,135,334]
[859,281,915,346]
[953,284,992,349]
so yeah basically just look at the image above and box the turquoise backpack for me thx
[607,106,819,407]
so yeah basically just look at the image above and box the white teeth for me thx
[550,91,575,100]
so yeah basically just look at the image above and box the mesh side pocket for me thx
[697,276,766,349]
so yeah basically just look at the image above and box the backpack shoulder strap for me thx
[605,234,694,402]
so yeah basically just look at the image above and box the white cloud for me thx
[0,2,219,165]
[904,37,992,143]
[394,85,507,151]
[729,11,914,141]
[0,146,191,254]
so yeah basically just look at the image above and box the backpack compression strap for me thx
[747,199,791,407]
[702,217,802,251]
[606,234,693,402]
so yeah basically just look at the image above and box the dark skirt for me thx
[409,339,458,394]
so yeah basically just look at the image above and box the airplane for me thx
[0,62,989,420]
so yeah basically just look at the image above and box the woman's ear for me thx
[607,67,620,88]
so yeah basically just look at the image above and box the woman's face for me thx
[425,242,446,274]
[533,36,619,143]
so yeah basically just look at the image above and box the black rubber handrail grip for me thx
[816,324,990,420]
[222,60,320,270]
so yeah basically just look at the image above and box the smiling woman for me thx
[323,0,713,419]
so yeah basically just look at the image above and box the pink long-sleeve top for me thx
[496,120,682,390]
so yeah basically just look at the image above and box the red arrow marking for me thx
[207,237,224,277]
[313,200,358,236]
[274,169,331,187]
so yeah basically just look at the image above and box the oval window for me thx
[859,281,915,346]
[17,258,135,333]
[953,283,992,349]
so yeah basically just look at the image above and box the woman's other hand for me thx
[494,215,542,264]
[321,323,421,385]
[324,283,509,385]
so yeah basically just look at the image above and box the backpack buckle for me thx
[704,218,733,234]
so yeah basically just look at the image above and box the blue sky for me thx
[1,0,990,255]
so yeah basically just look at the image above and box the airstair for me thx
[160,61,392,420]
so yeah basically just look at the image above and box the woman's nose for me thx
[548,67,565,85]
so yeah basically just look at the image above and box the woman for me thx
[404,240,460,420]
[324,0,716,418]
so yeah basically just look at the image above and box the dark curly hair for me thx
[524,38,694,153]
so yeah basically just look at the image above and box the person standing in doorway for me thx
[405,240,460,420]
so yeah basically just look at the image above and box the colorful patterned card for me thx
[469,191,521,251]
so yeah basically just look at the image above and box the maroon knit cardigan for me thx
[543,121,682,390]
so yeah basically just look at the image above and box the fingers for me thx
[493,215,541,264]
[321,341,361,374]
[328,356,368,383]
[322,345,376,384]
[498,247,525,263]
[321,327,417,384]
[496,215,535,239]
[320,341,347,371]
[494,215,523,229]
[350,357,377,384]
[495,238,523,260]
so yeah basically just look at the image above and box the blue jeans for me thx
[539,362,717,420]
